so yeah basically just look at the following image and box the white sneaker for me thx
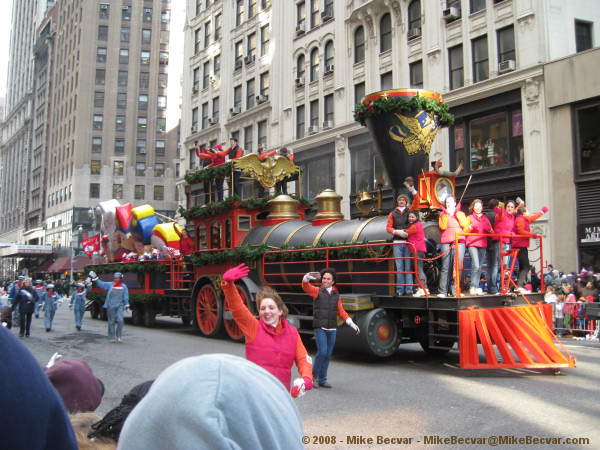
[414,288,426,297]
[517,287,531,294]
[437,293,446,298]
[469,288,477,296]
[475,288,484,296]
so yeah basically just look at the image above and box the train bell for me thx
[355,189,375,215]
[314,189,344,223]
[266,195,301,221]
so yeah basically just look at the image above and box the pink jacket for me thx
[406,221,426,253]
[493,206,515,243]
[466,213,492,247]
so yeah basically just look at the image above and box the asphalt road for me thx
[10,300,600,449]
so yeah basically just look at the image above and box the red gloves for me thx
[532,234,540,239]
[222,263,250,283]
[541,206,549,214]
[291,377,313,398]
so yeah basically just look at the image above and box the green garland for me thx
[353,95,454,127]
[184,162,236,184]
[179,193,311,220]
[83,261,169,275]
[86,291,164,306]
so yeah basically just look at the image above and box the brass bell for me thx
[356,189,374,215]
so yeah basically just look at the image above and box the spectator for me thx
[0,326,78,449]
[46,359,105,414]
[70,412,116,450]
[118,354,305,450]
[221,263,313,395]
[530,267,542,292]
[562,284,577,336]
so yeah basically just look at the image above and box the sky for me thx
[0,0,14,98]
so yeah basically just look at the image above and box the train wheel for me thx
[143,304,156,327]
[193,284,223,337]
[131,305,143,326]
[419,337,456,355]
[223,284,252,341]
[358,308,401,357]
[90,302,100,320]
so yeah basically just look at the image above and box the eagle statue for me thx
[388,110,439,156]
[234,154,300,189]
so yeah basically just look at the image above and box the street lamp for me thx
[88,206,101,231]
[70,225,83,284]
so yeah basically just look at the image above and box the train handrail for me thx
[262,241,427,296]
[454,232,546,297]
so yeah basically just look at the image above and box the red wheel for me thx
[193,283,223,337]
[223,284,253,341]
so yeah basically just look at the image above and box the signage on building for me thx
[580,225,600,244]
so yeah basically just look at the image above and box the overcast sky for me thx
[0,0,14,98]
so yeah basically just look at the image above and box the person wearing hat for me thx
[11,277,39,338]
[8,275,25,324]
[70,279,92,331]
[89,271,130,342]
[40,284,62,332]
[45,358,105,414]
[33,279,46,318]
[199,143,226,202]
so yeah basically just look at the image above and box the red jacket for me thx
[466,213,492,247]
[512,212,543,248]
[179,236,194,255]
[405,221,426,253]
[493,206,515,243]
[222,282,312,391]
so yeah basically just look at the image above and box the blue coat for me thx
[95,279,129,309]
[41,292,61,314]
[70,284,92,307]
[11,286,38,314]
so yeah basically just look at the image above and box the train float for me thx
[85,89,574,370]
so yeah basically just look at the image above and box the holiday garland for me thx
[86,291,164,306]
[83,261,169,275]
[353,94,454,127]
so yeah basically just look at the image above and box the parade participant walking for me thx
[216,137,243,198]
[8,275,24,324]
[41,284,62,332]
[221,263,313,395]
[512,205,548,292]
[466,199,493,295]
[89,271,130,342]
[34,279,46,318]
[11,277,38,338]
[302,268,360,388]
[438,195,469,297]
[70,281,92,331]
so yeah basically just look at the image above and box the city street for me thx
[11,302,600,449]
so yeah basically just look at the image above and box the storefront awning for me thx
[45,256,91,273]
[0,244,53,257]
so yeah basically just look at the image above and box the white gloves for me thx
[303,272,320,282]
[125,305,131,313]
[403,181,417,195]
[85,277,92,285]
[395,229,408,238]
[47,352,62,368]
[346,318,360,335]
[88,271,97,280]
[57,299,63,307]
[69,304,73,310]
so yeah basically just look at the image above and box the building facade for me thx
[181,0,600,272]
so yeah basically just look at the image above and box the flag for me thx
[82,234,101,259]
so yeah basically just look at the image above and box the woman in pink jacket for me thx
[466,199,493,295]
[512,205,548,292]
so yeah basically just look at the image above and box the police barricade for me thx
[549,301,599,341]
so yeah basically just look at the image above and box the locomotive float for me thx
[85,89,574,370]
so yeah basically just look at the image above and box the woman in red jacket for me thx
[466,199,493,295]
[398,210,428,297]
[221,264,313,397]
[512,205,548,293]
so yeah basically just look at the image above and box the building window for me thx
[138,116,148,132]
[143,7,152,22]
[135,185,145,200]
[297,1,305,26]
[257,120,267,147]
[113,184,123,199]
[470,0,485,14]
[296,105,305,139]
[214,13,222,40]
[138,94,148,110]
[381,71,393,90]
[113,161,124,176]
[204,21,211,48]
[576,103,600,173]
[141,51,150,64]
[136,162,146,176]
[235,40,243,65]
[96,47,107,63]
[246,79,255,109]
[98,25,108,41]
[408,1,421,31]
[310,48,319,82]
[92,137,102,153]
[324,94,334,123]
[248,33,256,58]
[121,27,130,42]
[212,96,220,119]
[576,20,593,52]
[354,26,365,63]
[156,140,166,156]
[201,102,209,129]
[324,0,333,15]
[244,125,253,152]
[137,139,147,154]
[297,151,335,200]
[116,115,126,132]
[91,160,101,175]
[159,52,169,64]
[260,72,269,96]
[214,54,221,78]
[309,100,319,127]
[157,117,166,133]
[191,107,199,131]
[140,72,150,88]
[497,26,515,64]
[355,82,365,105]
[154,186,165,200]
[157,96,167,110]
[236,0,244,27]
[380,13,392,52]
[142,29,152,44]
[449,45,464,90]
[95,69,106,85]
[90,183,100,198]
[119,48,129,64]
[472,35,489,83]
[159,73,168,88]
[233,85,242,108]
[155,163,165,177]
[324,40,334,68]
[161,10,171,23]
[122,5,132,20]
[297,54,306,79]
[260,25,270,57]
[115,139,125,154]
[310,0,319,28]
[249,0,257,19]
[99,4,109,19]
[93,115,103,130]
[202,61,210,89]
[118,70,128,86]
[409,60,423,88]
[94,91,104,108]
[350,148,389,194]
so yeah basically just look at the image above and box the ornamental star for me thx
[381,91,389,101]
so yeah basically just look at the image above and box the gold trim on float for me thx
[260,221,288,245]
[313,221,339,246]
[342,302,375,311]
[284,223,312,245]
[351,216,379,242]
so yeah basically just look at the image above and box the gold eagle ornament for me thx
[234,153,299,189]
[388,110,439,155]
